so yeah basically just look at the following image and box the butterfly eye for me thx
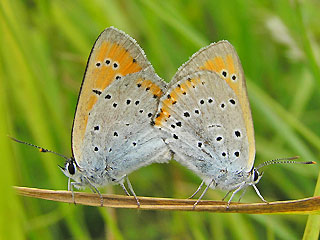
[67,162,76,175]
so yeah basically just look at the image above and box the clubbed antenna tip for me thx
[305,161,317,164]
[9,136,70,161]
[256,156,316,170]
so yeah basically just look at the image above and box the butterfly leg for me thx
[252,184,268,203]
[119,182,131,196]
[69,179,86,204]
[192,178,216,210]
[82,176,104,206]
[68,177,71,191]
[222,190,232,201]
[70,182,76,204]
[88,183,104,207]
[126,176,140,207]
[188,180,205,199]
[70,181,83,205]
[227,182,246,209]
[116,175,132,196]
[237,186,248,203]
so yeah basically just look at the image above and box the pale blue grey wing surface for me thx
[81,68,171,181]
[155,71,250,189]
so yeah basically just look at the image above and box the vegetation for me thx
[1,0,319,239]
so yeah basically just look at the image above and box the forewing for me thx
[72,27,151,161]
[169,41,255,171]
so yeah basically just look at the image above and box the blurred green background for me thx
[1,0,320,239]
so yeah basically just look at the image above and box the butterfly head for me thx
[249,167,264,185]
[59,157,84,184]
[247,156,316,187]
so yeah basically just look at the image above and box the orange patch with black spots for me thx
[136,78,163,98]
[79,42,143,136]
[200,55,239,95]
[155,77,201,126]
[92,42,142,95]
[73,39,146,158]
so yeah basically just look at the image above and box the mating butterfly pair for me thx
[15,27,313,208]
[64,26,260,207]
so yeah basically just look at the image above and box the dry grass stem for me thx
[15,186,320,214]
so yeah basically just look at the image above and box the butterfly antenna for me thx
[256,156,316,170]
[9,136,70,161]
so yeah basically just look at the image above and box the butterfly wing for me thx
[165,41,255,172]
[81,68,171,180]
[154,70,251,184]
[72,27,152,161]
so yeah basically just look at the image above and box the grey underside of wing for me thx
[81,69,171,179]
[158,71,249,179]
[169,40,238,87]
[99,27,151,69]
[72,27,152,162]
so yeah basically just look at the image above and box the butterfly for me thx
[153,40,314,208]
[12,27,172,206]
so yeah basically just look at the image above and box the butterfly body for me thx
[61,27,171,200]
[154,41,261,203]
